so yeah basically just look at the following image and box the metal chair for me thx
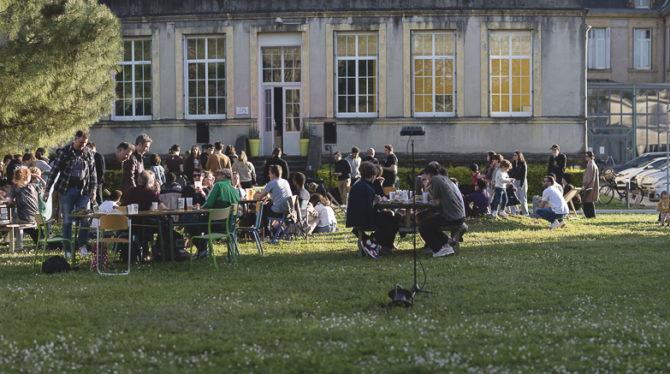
[188,205,236,269]
[33,213,72,270]
[97,214,131,275]
[235,201,264,255]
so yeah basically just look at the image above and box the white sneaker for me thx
[433,245,455,257]
[498,210,508,217]
[78,245,89,258]
[558,220,566,228]
[550,220,560,229]
[492,211,498,218]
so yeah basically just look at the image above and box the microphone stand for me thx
[409,137,430,295]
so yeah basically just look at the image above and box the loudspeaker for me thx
[196,122,209,144]
[324,121,337,145]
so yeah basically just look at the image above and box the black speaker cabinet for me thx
[196,122,209,144]
[324,121,337,145]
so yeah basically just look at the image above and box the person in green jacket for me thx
[191,168,239,258]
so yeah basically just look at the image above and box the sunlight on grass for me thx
[0,213,668,372]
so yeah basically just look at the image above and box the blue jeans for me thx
[60,187,91,253]
[492,187,507,212]
[535,208,565,223]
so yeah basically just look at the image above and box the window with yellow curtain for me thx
[489,31,532,116]
[335,33,377,117]
[412,32,455,117]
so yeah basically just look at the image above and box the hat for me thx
[551,144,560,150]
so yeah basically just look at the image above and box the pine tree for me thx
[0,0,122,154]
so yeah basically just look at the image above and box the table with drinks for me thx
[376,190,437,232]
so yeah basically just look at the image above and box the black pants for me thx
[419,215,464,252]
[352,211,399,249]
[582,202,596,218]
[241,181,254,189]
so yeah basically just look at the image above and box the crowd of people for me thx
[1,130,604,263]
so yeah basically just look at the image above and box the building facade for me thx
[586,0,670,162]
[95,0,587,157]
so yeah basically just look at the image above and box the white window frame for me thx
[184,35,226,120]
[633,28,652,70]
[261,47,301,84]
[588,28,610,70]
[335,33,378,118]
[411,32,456,117]
[489,31,533,118]
[113,39,152,120]
[635,0,650,8]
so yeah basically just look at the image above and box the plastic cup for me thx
[151,202,158,211]
[422,192,428,203]
[178,198,185,210]
[389,191,395,201]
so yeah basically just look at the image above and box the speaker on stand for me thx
[323,121,338,206]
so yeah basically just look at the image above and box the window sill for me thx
[335,113,378,119]
[111,116,153,121]
[184,115,227,120]
[588,68,611,73]
[628,68,656,73]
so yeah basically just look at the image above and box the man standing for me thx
[535,175,570,229]
[381,144,398,187]
[115,142,134,163]
[43,130,97,259]
[362,147,378,164]
[120,134,151,192]
[418,163,467,257]
[333,152,352,206]
[582,151,599,218]
[263,147,289,184]
[205,141,231,173]
[345,146,362,185]
[87,142,105,205]
[548,144,567,186]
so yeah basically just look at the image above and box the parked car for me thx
[650,182,670,201]
[610,152,668,174]
[614,157,668,189]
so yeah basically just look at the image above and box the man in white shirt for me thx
[535,175,570,229]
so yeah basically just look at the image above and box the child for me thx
[656,191,670,226]
[149,153,166,185]
[309,193,337,233]
[91,190,123,229]
[465,178,490,217]
[491,159,514,218]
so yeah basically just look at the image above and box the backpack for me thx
[42,255,71,274]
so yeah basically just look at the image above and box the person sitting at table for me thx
[122,170,169,259]
[418,162,467,258]
[254,164,293,231]
[464,178,490,217]
[346,161,399,258]
[7,168,41,244]
[181,168,208,207]
[187,168,240,259]
[231,171,246,200]
[309,193,337,233]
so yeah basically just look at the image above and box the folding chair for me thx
[189,206,236,269]
[236,202,264,255]
[268,196,298,243]
[97,214,131,275]
[563,187,583,220]
[283,196,308,240]
[33,213,72,270]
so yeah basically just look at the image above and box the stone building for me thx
[94,0,587,157]
[586,0,670,162]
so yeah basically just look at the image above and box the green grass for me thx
[1,213,669,372]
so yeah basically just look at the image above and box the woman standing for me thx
[582,151,599,218]
[183,145,202,181]
[510,150,529,215]
[232,151,256,188]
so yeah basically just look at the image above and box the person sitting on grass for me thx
[309,193,337,233]
[418,162,467,258]
[346,161,399,258]
[465,178,490,217]
[656,191,670,226]
[534,175,569,229]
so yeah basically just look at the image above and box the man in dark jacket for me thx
[346,161,398,258]
[333,152,351,205]
[263,147,289,184]
[87,142,105,205]
[120,133,151,192]
[548,144,567,186]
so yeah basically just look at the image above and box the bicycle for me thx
[598,176,644,207]
[596,155,616,182]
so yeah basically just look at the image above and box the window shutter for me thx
[605,28,611,69]
[588,29,595,69]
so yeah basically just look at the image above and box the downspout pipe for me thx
[585,23,592,153]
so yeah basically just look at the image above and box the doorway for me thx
[259,36,302,156]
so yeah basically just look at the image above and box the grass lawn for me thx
[1,213,669,373]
